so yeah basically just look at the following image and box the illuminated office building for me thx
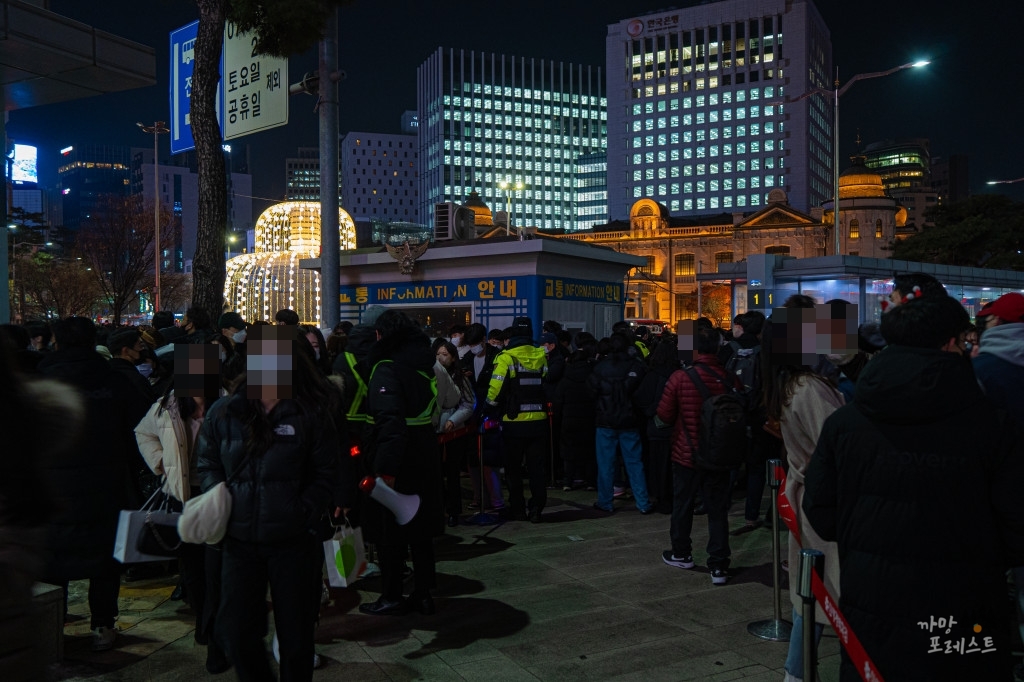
[861,138,936,229]
[285,147,325,201]
[58,144,133,233]
[606,0,832,219]
[340,131,419,225]
[417,47,606,231]
[574,152,608,231]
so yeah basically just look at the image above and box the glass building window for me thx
[876,219,883,238]
[850,219,860,240]
[675,253,696,279]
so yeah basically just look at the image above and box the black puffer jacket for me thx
[364,327,444,541]
[553,357,596,434]
[36,347,143,579]
[196,393,339,544]
[588,351,646,430]
[803,346,1024,681]
[632,362,677,440]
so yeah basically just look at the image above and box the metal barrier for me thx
[747,458,792,641]
[799,549,825,681]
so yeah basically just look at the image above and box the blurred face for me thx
[677,320,695,364]
[174,344,222,396]
[436,346,455,368]
[247,326,294,399]
[771,304,858,366]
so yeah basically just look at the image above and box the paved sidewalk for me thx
[55,486,841,681]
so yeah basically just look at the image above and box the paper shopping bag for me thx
[114,508,175,563]
[115,489,178,563]
[323,522,366,588]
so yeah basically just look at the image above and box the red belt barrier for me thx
[438,423,474,444]
[775,466,885,682]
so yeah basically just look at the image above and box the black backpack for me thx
[724,340,761,394]
[680,364,748,471]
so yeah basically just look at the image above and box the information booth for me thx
[302,237,644,339]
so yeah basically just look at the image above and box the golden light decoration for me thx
[225,201,355,326]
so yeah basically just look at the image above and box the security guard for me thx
[486,317,549,522]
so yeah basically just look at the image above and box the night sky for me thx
[8,0,1020,218]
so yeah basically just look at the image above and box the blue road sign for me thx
[169,21,199,154]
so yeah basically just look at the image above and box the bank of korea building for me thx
[605,0,833,220]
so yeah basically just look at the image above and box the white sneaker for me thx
[272,632,321,669]
[361,561,381,578]
[91,626,116,651]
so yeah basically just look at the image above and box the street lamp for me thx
[225,233,238,260]
[498,180,524,237]
[788,60,929,255]
[137,121,169,311]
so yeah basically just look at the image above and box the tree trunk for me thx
[192,0,228,324]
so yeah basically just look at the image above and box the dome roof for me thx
[838,155,886,199]
[463,191,493,227]
[253,201,357,255]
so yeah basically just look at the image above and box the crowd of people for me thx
[0,275,1022,681]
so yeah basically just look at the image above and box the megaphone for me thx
[359,476,420,526]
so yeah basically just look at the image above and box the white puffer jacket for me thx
[135,392,206,502]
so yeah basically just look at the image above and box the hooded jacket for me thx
[803,345,1024,681]
[973,322,1024,426]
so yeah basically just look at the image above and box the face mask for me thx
[451,334,462,346]
[232,329,247,344]
[137,363,154,378]
[313,348,320,361]
[470,343,484,355]
[219,349,227,363]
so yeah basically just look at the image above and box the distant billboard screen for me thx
[12,144,38,184]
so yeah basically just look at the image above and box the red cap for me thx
[978,292,1024,323]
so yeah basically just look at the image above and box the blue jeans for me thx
[785,608,824,678]
[595,428,650,510]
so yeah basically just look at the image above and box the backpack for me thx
[680,364,748,471]
[724,340,760,394]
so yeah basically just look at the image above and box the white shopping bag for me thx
[323,522,366,588]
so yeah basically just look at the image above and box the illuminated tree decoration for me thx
[224,201,356,326]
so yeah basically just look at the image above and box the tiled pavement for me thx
[54,485,841,681]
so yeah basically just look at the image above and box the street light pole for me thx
[137,121,169,311]
[498,180,524,237]
[787,60,928,256]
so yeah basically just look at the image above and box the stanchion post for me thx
[747,458,792,641]
[470,421,498,525]
[799,548,825,682]
[547,402,556,488]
